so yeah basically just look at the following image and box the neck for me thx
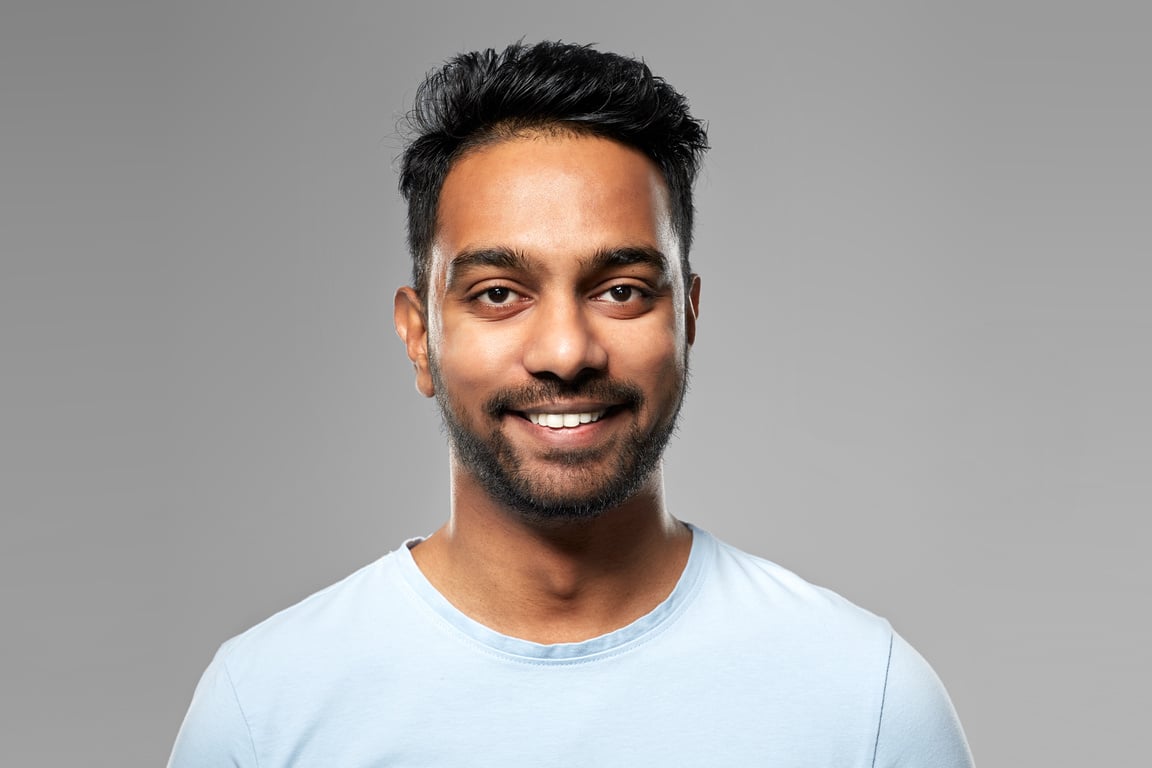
[410,466,692,644]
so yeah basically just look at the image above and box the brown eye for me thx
[484,287,513,304]
[596,284,647,303]
[591,283,653,314]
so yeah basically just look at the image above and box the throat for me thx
[410,511,693,644]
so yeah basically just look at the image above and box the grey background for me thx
[3,1,1148,765]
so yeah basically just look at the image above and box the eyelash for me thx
[593,284,651,303]
[475,286,519,305]
[470,283,653,307]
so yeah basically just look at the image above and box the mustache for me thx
[484,377,645,418]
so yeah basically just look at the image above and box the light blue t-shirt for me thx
[169,526,972,766]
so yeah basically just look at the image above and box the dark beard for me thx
[431,365,685,523]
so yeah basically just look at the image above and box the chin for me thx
[482,468,648,524]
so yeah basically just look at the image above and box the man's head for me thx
[394,42,707,522]
[399,41,708,301]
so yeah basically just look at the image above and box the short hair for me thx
[399,41,709,299]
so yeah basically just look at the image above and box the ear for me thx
[685,273,701,346]
[394,286,435,398]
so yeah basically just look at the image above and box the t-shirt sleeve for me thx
[873,632,974,767]
[167,649,259,767]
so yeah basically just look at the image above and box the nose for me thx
[521,296,608,382]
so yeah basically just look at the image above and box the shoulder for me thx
[873,633,974,766]
[212,546,414,687]
[168,547,415,766]
[692,530,972,766]
[679,530,897,707]
[699,530,893,641]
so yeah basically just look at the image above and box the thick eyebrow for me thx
[580,246,670,277]
[445,247,532,290]
[444,244,671,290]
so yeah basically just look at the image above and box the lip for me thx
[502,404,626,450]
[511,401,620,415]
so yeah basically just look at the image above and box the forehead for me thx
[431,134,677,282]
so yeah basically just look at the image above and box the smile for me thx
[522,410,607,429]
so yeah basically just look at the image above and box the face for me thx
[396,133,700,521]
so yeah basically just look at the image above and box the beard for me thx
[430,361,686,523]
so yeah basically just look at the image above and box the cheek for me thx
[437,324,521,388]
[607,321,685,381]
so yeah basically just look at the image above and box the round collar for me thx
[393,523,712,663]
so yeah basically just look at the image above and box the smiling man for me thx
[170,42,973,766]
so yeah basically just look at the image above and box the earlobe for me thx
[685,274,701,346]
[393,287,435,398]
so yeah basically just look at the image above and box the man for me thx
[170,41,972,766]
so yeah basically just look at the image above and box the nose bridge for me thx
[522,292,607,380]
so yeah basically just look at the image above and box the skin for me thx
[394,132,701,643]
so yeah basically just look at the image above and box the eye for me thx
[476,286,519,305]
[595,284,647,303]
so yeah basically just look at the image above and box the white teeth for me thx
[526,410,607,428]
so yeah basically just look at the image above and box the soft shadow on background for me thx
[3,2,1148,765]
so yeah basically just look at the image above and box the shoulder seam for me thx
[870,629,895,768]
[221,655,262,768]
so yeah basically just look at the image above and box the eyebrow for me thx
[580,246,670,276]
[444,244,670,290]
[445,247,532,289]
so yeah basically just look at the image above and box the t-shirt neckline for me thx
[393,523,712,663]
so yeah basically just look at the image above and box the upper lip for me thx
[512,402,617,414]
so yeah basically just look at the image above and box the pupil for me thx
[612,286,632,301]
[487,287,508,303]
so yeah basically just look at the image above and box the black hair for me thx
[399,41,709,299]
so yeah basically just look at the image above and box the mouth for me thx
[511,405,622,430]
[522,410,606,429]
